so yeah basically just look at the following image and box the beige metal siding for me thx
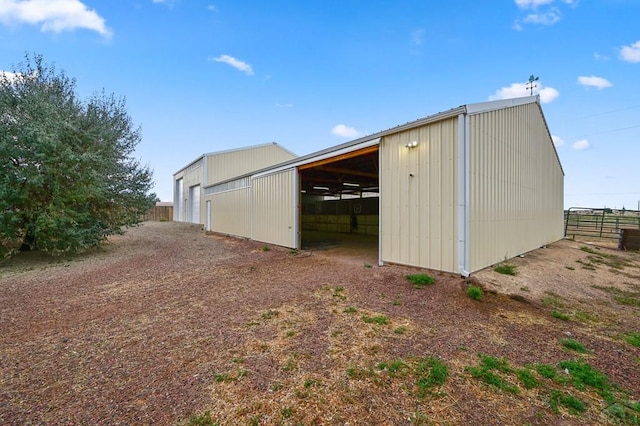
[173,159,203,222]
[206,188,252,238]
[252,169,297,248]
[206,144,296,185]
[467,102,564,272]
[380,118,458,272]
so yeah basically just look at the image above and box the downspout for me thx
[378,140,384,266]
[293,169,300,249]
[250,177,254,240]
[457,113,471,277]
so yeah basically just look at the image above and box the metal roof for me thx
[202,96,545,193]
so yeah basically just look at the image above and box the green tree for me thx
[0,54,155,257]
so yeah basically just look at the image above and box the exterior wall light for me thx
[405,141,418,149]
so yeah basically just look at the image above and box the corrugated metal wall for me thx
[467,102,564,272]
[173,159,203,222]
[251,169,297,248]
[205,187,252,238]
[380,118,459,273]
[206,144,296,185]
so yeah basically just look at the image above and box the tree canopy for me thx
[0,54,155,258]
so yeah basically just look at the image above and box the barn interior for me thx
[298,146,379,257]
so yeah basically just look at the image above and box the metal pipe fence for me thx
[564,207,640,241]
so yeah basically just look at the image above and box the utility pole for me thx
[526,75,539,95]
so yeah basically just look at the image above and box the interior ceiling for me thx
[299,148,379,197]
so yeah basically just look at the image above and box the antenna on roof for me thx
[526,75,539,96]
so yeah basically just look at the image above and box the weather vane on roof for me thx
[526,75,539,96]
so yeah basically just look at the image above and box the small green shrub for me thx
[552,311,570,321]
[377,359,408,377]
[261,309,279,320]
[466,354,518,394]
[261,245,270,251]
[478,354,512,373]
[561,338,589,353]
[364,263,372,268]
[393,326,406,335]
[541,291,564,308]
[406,273,435,287]
[214,373,231,383]
[466,367,518,394]
[624,331,640,347]
[573,310,598,323]
[516,368,538,389]
[549,390,585,415]
[467,285,483,301]
[494,263,517,275]
[346,366,376,379]
[533,363,558,379]
[580,245,597,254]
[280,407,293,419]
[362,314,389,325]
[559,359,610,392]
[303,379,321,388]
[187,411,217,426]
[415,356,449,396]
[343,306,357,313]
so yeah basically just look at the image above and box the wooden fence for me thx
[143,205,173,221]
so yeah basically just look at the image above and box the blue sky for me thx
[1,0,639,209]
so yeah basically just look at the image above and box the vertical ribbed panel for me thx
[252,169,297,248]
[467,102,564,272]
[380,118,458,273]
[173,159,202,222]
[206,144,296,185]
[208,188,252,238]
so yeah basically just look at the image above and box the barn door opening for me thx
[298,145,379,261]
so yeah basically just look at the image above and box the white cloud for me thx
[572,139,590,150]
[515,0,554,8]
[412,28,425,46]
[552,135,564,147]
[0,0,111,37]
[209,54,254,76]
[0,71,20,82]
[489,81,559,104]
[577,75,612,89]
[538,86,560,103]
[593,52,609,61]
[332,124,361,138]
[523,8,560,25]
[514,0,575,28]
[515,0,574,8]
[207,5,216,12]
[620,40,640,63]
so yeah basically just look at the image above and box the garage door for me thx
[189,185,200,224]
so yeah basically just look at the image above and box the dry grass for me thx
[1,223,639,425]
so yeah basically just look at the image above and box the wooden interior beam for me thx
[297,145,378,171]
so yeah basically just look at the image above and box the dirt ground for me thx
[0,221,638,425]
